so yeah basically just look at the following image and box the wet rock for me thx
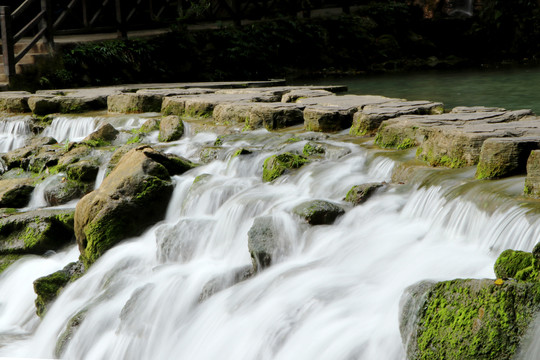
[262,152,309,182]
[66,160,99,182]
[344,183,385,205]
[55,309,87,358]
[107,93,162,113]
[350,100,444,136]
[297,94,397,111]
[0,254,23,274]
[213,102,255,125]
[158,115,184,142]
[247,216,281,271]
[525,150,540,197]
[303,106,355,132]
[29,90,110,115]
[292,200,345,225]
[82,123,119,146]
[400,278,540,360]
[302,141,326,157]
[376,109,536,167]
[494,249,536,281]
[0,92,32,113]
[44,176,93,206]
[199,147,221,164]
[33,261,84,317]
[2,136,57,170]
[139,118,160,133]
[161,96,186,116]
[57,145,93,169]
[476,138,540,179]
[0,209,74,255]
[0,178,34,208]
[248,103,305,130]
[74,146,190,266]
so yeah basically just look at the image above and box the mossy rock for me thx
[247,216,279,272]
[0,209,75,255]
[66,161,99,182]
[494,249,537,281]
[262,152,309,182]
[158,115,184,142]
[0,254,23,274]
[401,278,540,360]
[292,199,345,225]
[344,182,384,206]
[33,261,85,317]
[44,177,93,206]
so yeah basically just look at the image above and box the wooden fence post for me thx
[0,6,15,81]
[115,0,128,39]
[41,0,54,51]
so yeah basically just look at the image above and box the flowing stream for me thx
[0,115,538,359]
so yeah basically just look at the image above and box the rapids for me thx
[0,115,537,359]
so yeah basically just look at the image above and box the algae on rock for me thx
[262,152,309,182]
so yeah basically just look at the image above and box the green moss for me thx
[232,148,252,158]
[262,152,309,182]
[396,137,416,150]
[476,162,506,180]
[127,134,142,144]
[303,142,325,156]
[349,124,368,137]
[415,279,540,360]
[33,270,71,317]
[285,137,300,143]
[494,249,537,281]
[0,254,23,274]
[84,138,110,148]
[83,215,125,267]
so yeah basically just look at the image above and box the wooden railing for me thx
[0,0,358,83]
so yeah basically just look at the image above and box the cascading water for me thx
[42,116,103,143]
[0,116,33,153]
[0,125,537,359]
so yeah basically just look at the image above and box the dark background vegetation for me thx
[20,0,540,89]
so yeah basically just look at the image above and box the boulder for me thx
[303,106,355,132]
[139,118,160,133]
[74,146,195,266]
[158,115,184,142]
[400,278,540,360]
[262,152,309,182]
[494,249,536,281]
[2,136,57,170]
[29,92,109,115]
[292,200,345,225]
[476,137,540,179]
[0,209,74,255]
[248,103,305,130]
[82,123,118,146]
[161,96,186,116]
[525,150,540,197]
[107,93,162,113]
[344,183,385,205]
[57,145,93,169]
[302,141,326,157]
[66,161,99,182]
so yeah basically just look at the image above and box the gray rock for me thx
[0,92,32,113]
[158,115,184,142]
[525,150,540,197]
[292,199,345,225]
[107,93,162,113]
[82,123,119,146]
[0,208,74,255]
[476,137,540,179]
[249,103,305,130]
[0,178,34,208]
[344,183,385,205]
[213,102,256,125]
[247,216,280,271]
[281,89,334,103]
[303,105,356,132]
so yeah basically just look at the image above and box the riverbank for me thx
[0,81,540,358]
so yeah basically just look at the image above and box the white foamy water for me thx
[42,117,102,143]
[0,117,32,153]
[0,128,536,360]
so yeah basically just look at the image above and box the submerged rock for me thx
[199,265,254,302]
[262,152,309,182]
[74,146,196,267]
[247,216,281,272]
[400,278,540,360]
[292,200,345,225]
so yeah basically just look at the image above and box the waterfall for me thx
[449,0,473,17]
[42,116,103,143]
[0,116,32,153]
[0,126,537,359]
